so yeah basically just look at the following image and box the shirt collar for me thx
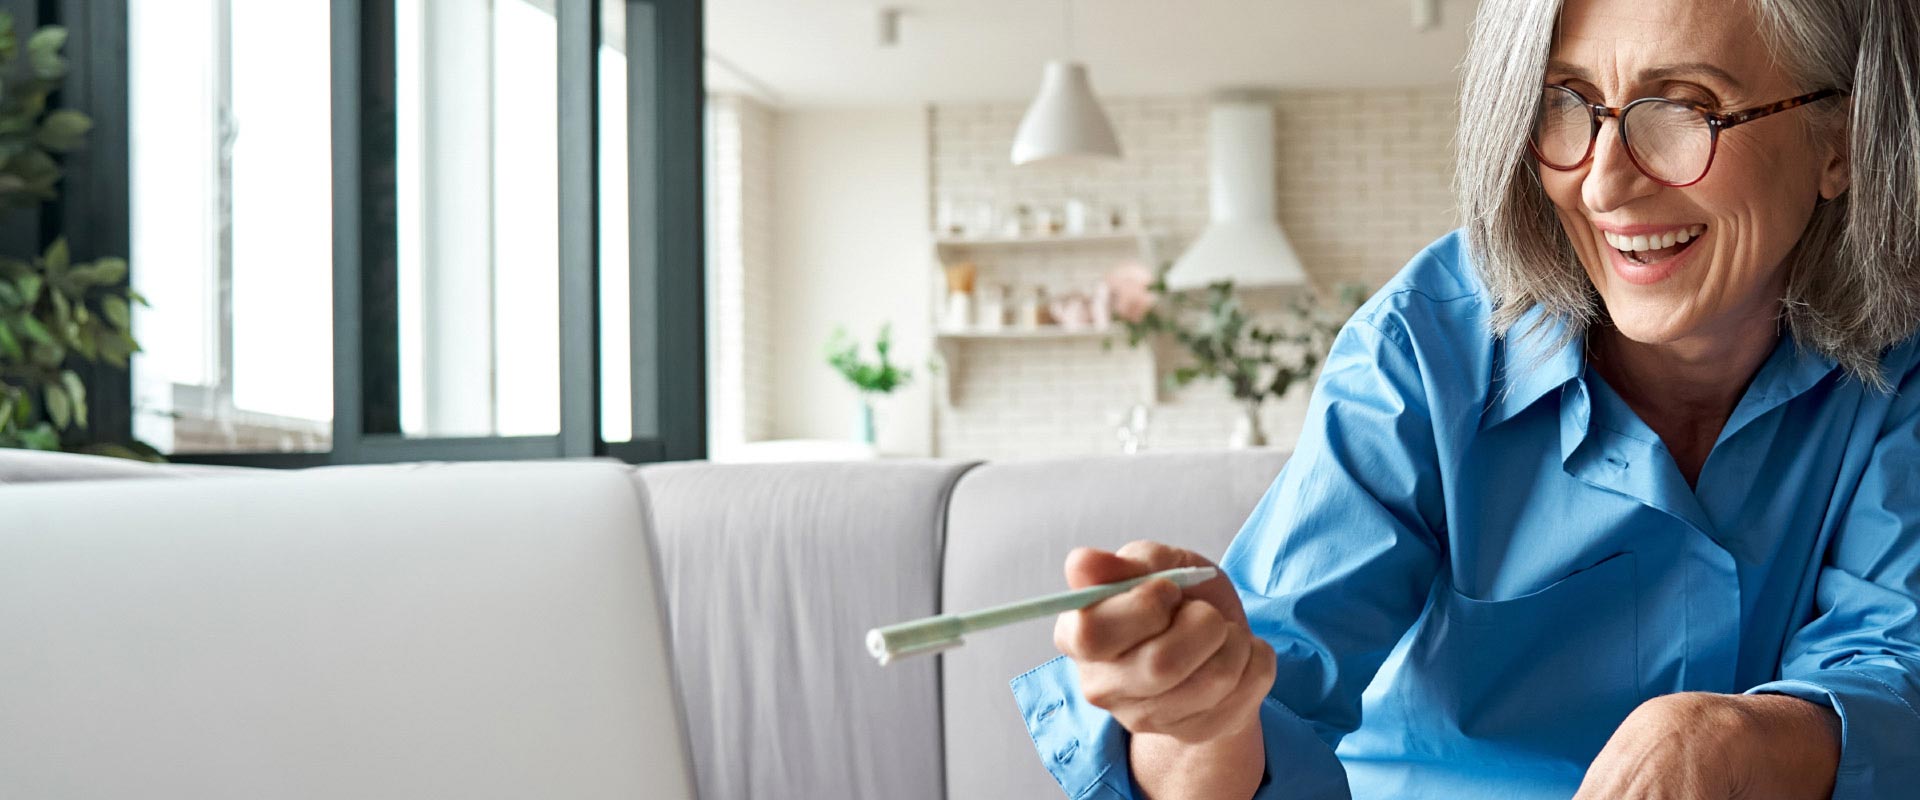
[1478,306,1842,434]
[1717,329,1840,443]
[1481,305,1586,431]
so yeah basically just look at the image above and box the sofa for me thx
[0,447,1287,799]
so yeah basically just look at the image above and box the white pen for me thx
[865,566,1219,665]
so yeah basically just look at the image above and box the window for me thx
[129,0,333,455]
[109,0,704,466]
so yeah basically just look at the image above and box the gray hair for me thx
[1456,0,1920,386]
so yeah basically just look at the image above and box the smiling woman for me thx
[1461,0,1920,385]
[1009,0,1920,798]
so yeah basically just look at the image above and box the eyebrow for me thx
[1545,60,1746,91]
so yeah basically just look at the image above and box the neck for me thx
[1591,319,1777,421]
[1588,314,1779,486]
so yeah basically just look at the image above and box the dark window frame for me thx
[40,0,705,467]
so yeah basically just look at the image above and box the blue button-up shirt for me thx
[1013,230,1920,799]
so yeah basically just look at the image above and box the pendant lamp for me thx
[1010,1,1121,166]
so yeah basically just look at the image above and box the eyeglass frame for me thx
[1529,84,1845,188]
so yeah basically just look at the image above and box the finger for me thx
[1111,599,1232,699]
[1064,547,1153,590]
[1109,541,1246,623]
[1156,637,1276,744]
[1114,540,1201,572]
[1053,578,1182,662]
[1139,626,1253,733]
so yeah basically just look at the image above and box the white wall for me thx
[769,108,934,455]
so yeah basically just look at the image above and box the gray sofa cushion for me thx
[940,450,1289,800]
[0,448,250,484]
[637,459,979,800]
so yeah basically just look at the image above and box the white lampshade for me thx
[1010,61,1122,166]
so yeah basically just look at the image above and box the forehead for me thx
[1550,0,1773,86]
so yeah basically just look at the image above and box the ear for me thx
[1819,100,1852,201]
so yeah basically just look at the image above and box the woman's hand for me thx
[1053,541,1274,798]
[1573,692,1840,799]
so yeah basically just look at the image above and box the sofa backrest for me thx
[636,459,979,800]
[0,461,697,799]
[0,447,250,483]
[939,450,1289,800]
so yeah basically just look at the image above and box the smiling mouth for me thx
[1603,225,1707,265]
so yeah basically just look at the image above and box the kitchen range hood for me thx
[1163,97,1309,290]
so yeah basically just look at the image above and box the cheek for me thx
[1537,172,1591,245]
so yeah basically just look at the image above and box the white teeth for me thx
[1601,225,1707,252]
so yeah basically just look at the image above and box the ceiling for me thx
[704,0,1479,107]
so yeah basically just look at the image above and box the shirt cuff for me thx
[1011,655,1351,800]
[1747,666,1920,800]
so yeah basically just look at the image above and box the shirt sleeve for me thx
[1010,313,1447,799]
[1744,355,1920,799]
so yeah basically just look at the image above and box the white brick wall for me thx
[708,94,776,449]
[930,89,1459,459]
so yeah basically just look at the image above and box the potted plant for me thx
[824,323,915,446]
[1107,264,1364,448]
[0,13,147,457]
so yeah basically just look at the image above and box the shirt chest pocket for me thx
[1392,551,1642,767]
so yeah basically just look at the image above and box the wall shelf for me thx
[930,230,1164,408]
[935,327,1113,340]
[934,231,1148,251]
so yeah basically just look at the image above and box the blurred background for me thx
[2,0,1476,467]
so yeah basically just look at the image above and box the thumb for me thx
[1063,547,1153,590]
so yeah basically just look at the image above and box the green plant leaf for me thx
[95,328,130,368]
[30,341,60,368]
[0,319,20,361]
[20,421,57,450]
[0,280,17,308]
[101,295,129,329]
[19,314,53,345]
[35,108,90,152]
[66,320,93,359]
[43,382,68,429]
[13,150,60,197]
[88,257,126,285]
[60,369,84,429]
[16,272,39,304]
[42,237,68,274]
[0,11,16,55]
[27,26,67,80]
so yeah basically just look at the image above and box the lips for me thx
[1601,224,1707,266]
[1599,225,1706,286]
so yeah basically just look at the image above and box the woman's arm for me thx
[1575,692,1839,798]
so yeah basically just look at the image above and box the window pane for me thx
[395,0,561,439]
[130,0,333,455]
[599,0,632,444]
[231,0,333,425]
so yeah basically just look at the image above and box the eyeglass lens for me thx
[1533,86,1715,185]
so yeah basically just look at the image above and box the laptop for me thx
[0,462,699,800]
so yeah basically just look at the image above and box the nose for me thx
[1581,117,1663,213]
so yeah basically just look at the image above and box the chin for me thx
[1595,295,1703,347]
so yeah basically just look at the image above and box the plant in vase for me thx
[824,323,916,447]
[1106,262,1364,448]
[0,15,151,458]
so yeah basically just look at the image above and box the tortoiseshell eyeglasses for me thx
[1530,85,1844,188]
